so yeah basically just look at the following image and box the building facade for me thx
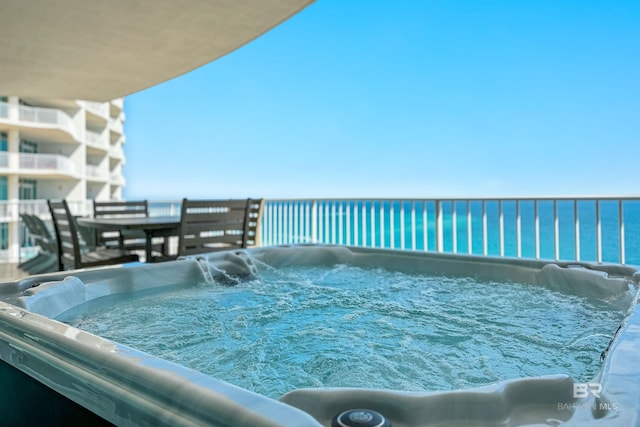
[0,96,126,261]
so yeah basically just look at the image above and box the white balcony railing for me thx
[110,174,125,185]
[0,199,92,222]
[261,197,640,266]
[18,153,78,175]
[85,101,109,118]
[0,200,93,262]
[109,118,123,134]
[14,104,80,140]
[19,104,72,128]
[86,129,109,148]
[111,98,124,110]
[2,197,639,266]
[0,152,78,175]
[109,145,124,158]
[86,164,107,180]
[0,102,79,140]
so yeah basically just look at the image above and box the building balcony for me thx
[111,98,124,110]
[109,118,123,135]
[109,172,125,185]
[18,105,79,138]
[109,145,124,159]
[85,101,109,118]
[0,101,81,142]
[85,129,109,150]
[0,152,79,177]
[110,98,124,118]
[19,153,79,176]
[85,101,109,129]
[86,164,108,181]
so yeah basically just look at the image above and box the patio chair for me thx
[243,198,262,247]
[48,200,139,271]
[21,214,57,254]
[92,200,149,251]
[177,198,263,257]
[18,213,58,274]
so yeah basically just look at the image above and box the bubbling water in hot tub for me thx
[59,259,624,400]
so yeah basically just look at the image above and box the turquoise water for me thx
[264,200,640,265]
[61,265,624,399]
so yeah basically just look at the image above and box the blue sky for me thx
[124,1,639,200]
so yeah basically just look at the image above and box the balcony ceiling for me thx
[0,0,313,101]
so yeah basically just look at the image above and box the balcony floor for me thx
[0,262,30,282]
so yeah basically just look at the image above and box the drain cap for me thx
[332,409,391,427]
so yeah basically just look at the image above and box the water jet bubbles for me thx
[64,264,622,398]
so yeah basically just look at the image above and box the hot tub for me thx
[1,245,639,427]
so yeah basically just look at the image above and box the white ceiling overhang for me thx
[0,0,313,101]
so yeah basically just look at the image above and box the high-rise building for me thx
[0,95,126,261]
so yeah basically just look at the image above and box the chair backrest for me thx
[20,213,41,240]
[29,214,55,242]
[93,200,148,218]
[243,199,263,247]
[93,200,148,246]
[20,213,42,250]
[20,213,56,254]
[47,199,83,270]
[177,198,263,257]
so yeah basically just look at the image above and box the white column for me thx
[7,128,20,262]
[7,96,19,121]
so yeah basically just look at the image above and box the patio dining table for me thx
[76,216,180,262]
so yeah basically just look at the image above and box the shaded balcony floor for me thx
[0,262,31,282]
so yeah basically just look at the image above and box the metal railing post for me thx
[353,201,358,246]
[338,201,344,245]
[619,200,625,264]
[370,201,375,247]
[361,201,368,247]
[423,201,428,251]
[436,200,443,253]
[293,202,299,244]
[574,200,580,262]
[516,200,522,258]
[410,201,417,251]
[324,202,330,243]
[534,199,540,260]
[467,200,472,254]
[554,200,559,261]
[389,200,396,249]
[452,201,458,254]
[482,200,488,256]
[390,201,395,249]
[499,200,504,257]
[596,200,602,263]
[379,200,385,248]
[311,200,318,244]
[400,201,406,250]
